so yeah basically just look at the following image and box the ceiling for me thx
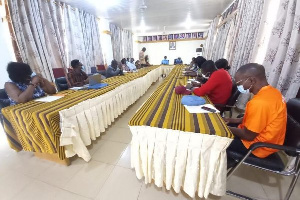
[57,0,234,34]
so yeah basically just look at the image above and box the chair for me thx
[55,77,69,91]
[216,83,241,117]
[0,89,10,126]
[226,98,300,200]
[91,67,97,74]
[97,65,106,71]
[52,68,66,79]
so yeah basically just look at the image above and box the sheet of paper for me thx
[69,87,84,90]
[34,96,63,102]
[184,104,220,114]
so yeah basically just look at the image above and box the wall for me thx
[135,40,205,65]
[0,19,16,88]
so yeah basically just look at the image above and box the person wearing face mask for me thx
[192,60,232,105]
[4,62,56,105]
[225,63,287,168]
[67,60,89,87]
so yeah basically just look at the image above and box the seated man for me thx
[126,59,137,71]
[225,63,287,167]
[121,58,130,71]
[183,56,206,77]
[106,60,123,78]
[215,58,231,71]
[5,62,56,105]
[161,56,169,65]
[174,57,183,65]
[192,60,232,105]
[135,60,141,69]
[186,57,196,70]
[67,59,89,87]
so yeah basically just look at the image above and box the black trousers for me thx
[226,138,253,168]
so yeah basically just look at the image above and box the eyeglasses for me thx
[235,77,251,85]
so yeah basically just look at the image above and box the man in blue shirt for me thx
[174,57,183,65]
[106,60,123,78]
[161,56,169,65]
[126,60,137,71]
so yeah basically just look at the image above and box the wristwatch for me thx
[29,83,37,88]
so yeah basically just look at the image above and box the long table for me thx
[2,65,173,163]
[128,65,234,199]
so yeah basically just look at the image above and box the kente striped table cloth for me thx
[128,65,234,199]
[2,66,164,162]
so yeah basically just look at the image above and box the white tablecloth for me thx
[59,66,170,161]
[129,125,233,198]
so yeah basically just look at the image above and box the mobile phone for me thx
[201,106,216,113]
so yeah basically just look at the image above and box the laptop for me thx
[89,74,103,86]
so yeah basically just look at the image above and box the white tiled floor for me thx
[0,81,299,200]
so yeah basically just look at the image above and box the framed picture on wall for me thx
[147,36,152,41]
[158,35,163,41]
[168,34,173,40]
[162,35,168,40]
[179,33,186,39]
[186,33,191,39]
[192,32,197,38]
[169,41,176,50]
[174,34,179,40]
[153,36,157,41]
[198,32,204,38]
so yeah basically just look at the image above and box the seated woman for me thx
[215,58,231,71]
[5,62,56,105]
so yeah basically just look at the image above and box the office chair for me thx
[226,98,300,200]
[55,77,69,91]
[215,83,241,117]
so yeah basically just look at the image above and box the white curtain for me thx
[8,0,63,81]
[110,23,123,62]
[228,0,265,75]
[122,29,133,59]
[79,11,103,71]
[8,0,103,80]
[211,19,232,61]
[110,23,133,62]
[204,16,220,60]
[263,0,300,100]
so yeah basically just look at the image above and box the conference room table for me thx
[128,65,234,199]
[2,65,174,164]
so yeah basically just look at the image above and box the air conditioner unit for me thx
[196,47,203,56]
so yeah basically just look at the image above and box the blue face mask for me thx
[31,72,37,77]
[237,78,252,94]
[237,85,250,94]
[81,66,85,72]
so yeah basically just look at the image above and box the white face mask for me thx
[202,72,210,79]
[81,66,85,72]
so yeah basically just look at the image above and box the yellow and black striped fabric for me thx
[2,66,159,159]
[129,65,234,138]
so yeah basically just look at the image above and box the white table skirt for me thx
[129,125,233,199]
[59,66,171,161]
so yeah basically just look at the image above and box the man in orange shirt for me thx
[225,63,287,167]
